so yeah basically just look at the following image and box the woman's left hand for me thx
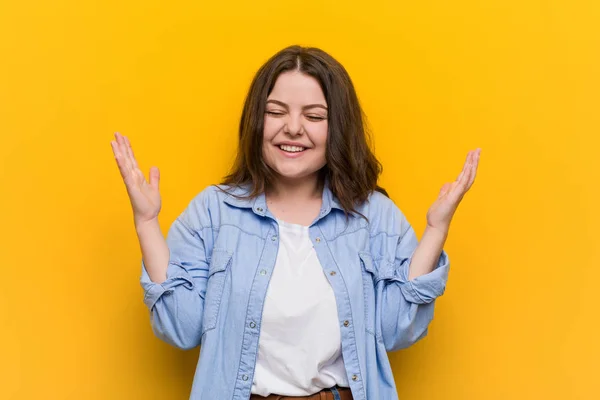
[426,148,481,233]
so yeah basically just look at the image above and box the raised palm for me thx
[426,149,481,232]
[111,132,161,225]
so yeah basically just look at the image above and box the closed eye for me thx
[266,110,326,121]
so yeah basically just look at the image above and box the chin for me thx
[272,168,320,181]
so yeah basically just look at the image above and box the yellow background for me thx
[1,0,598,399]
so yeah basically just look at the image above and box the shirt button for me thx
[256,207,263,212]
[315,237,321,243]
[259,269,267,276]
[271,235,277,241]
[242,374,248,381]
[329,271,336,276]
[352,374,358,381]
[249,321,256,329]
[343,320,350,327]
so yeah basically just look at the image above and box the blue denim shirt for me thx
[140,182,449,400]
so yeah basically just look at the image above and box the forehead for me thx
[268,71,326,105]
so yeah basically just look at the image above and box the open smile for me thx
[276,144,309,158]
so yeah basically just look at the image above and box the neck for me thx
[267,173,323,203]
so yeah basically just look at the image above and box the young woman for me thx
[111,45,480,400]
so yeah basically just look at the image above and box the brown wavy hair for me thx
[221,45,388,216]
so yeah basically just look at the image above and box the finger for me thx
[459,151,477,193]
[135,168,148,187]
[456,150,473,185]
[112,140,133,181]
[466,148,480,189]
[115,133,133,172]
[118,133,134,170]
[124,135,139,170]
[110,139,121,158]
[463,153,475,188]
[149,166,160,190]
[464,151,475,186]
[438,182,452,198]
[113,134,140,186]
[111,140,124,169]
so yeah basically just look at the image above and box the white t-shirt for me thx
[250,219,349,396]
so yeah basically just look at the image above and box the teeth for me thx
[280,145,305,152]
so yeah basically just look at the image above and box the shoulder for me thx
[358,190,411,237]
[188,183,252,207]
[179,184,252,227]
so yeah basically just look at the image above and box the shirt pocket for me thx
[202,248,233,335]
[359,251,377,338]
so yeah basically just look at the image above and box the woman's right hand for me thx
[111,132,161,226]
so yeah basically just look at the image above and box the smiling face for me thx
[262,70,328,184]
[225,46,381,215]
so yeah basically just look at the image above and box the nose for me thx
[284,113,303,136]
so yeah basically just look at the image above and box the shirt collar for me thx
[222,178,344,217]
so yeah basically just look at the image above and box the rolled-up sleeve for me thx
[140,193,211,350]
[380,223,450,305]
[369,198,450,352]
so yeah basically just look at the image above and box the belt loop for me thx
[330,386,342,400]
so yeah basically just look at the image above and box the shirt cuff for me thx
[382,250,450,304]
[140,261,195,310]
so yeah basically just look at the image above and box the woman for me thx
[111,45,480,400]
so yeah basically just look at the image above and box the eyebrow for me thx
[266,99,328,111]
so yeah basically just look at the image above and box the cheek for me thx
[262,120,278,161]
[314,124,328,151]
[263,117,281,141]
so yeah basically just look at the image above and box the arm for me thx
[140,204,210,350]
[375,149,480,351]
[111,132,209,350]
[374,218,450,352]
[135,219,169,283]
[111,131,169,284]
[407,226,447,280]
